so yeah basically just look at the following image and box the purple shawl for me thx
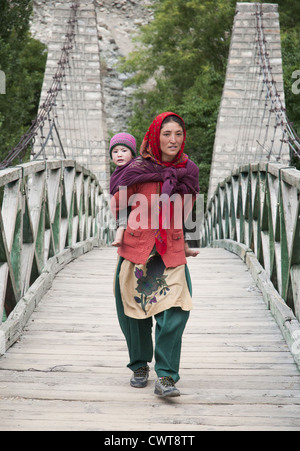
[110,157,200,197]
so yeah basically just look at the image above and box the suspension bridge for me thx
[0,1,299,431]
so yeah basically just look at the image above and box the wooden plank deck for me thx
[0,247,300,431]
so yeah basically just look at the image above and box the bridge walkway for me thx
[0,247,300,431]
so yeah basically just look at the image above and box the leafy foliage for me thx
[121,0,300,190]
[0,0,47,161]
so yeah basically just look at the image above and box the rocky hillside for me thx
[95,0,154,133]
[31,0,154,135]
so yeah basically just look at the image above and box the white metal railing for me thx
[0,159,114,325]
[202,162,300,321]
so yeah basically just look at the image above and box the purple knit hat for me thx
[109,133,137,158]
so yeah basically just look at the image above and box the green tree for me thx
[121,0,300,190]
[121,0,236,196]
[0,0,47,161]
[275,0,300,169]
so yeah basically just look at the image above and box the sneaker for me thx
[154,377,181,398]
[130,366,150,388]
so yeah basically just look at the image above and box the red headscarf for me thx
[140,112,188,168]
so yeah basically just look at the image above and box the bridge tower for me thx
[34,1,110,191]
[208,2,290,200]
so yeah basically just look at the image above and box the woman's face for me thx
[160,121,184,163]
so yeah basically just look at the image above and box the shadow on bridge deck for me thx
[0,247,299,431]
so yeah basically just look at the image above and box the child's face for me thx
[112,145,133,166]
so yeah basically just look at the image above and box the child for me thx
[109,133,137,247]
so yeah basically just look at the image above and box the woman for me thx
[111,112,199,398]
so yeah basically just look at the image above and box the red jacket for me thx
[111,182,189,268]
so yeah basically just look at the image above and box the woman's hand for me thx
[112,240,122,247]
[112,227,125,247]
[184,242,200,258]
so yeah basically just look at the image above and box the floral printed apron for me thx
[118,250,193,319]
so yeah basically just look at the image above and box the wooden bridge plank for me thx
[0,247,300,431]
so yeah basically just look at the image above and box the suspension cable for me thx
[255,3,300,160]
[0,0,80,169]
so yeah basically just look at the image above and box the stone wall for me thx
[208,2,290,200]
[30,0,153,190]
[94,0,154,134]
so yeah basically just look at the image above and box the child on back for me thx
[109,133,137,247]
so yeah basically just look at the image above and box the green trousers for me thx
[115,257,192,383]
